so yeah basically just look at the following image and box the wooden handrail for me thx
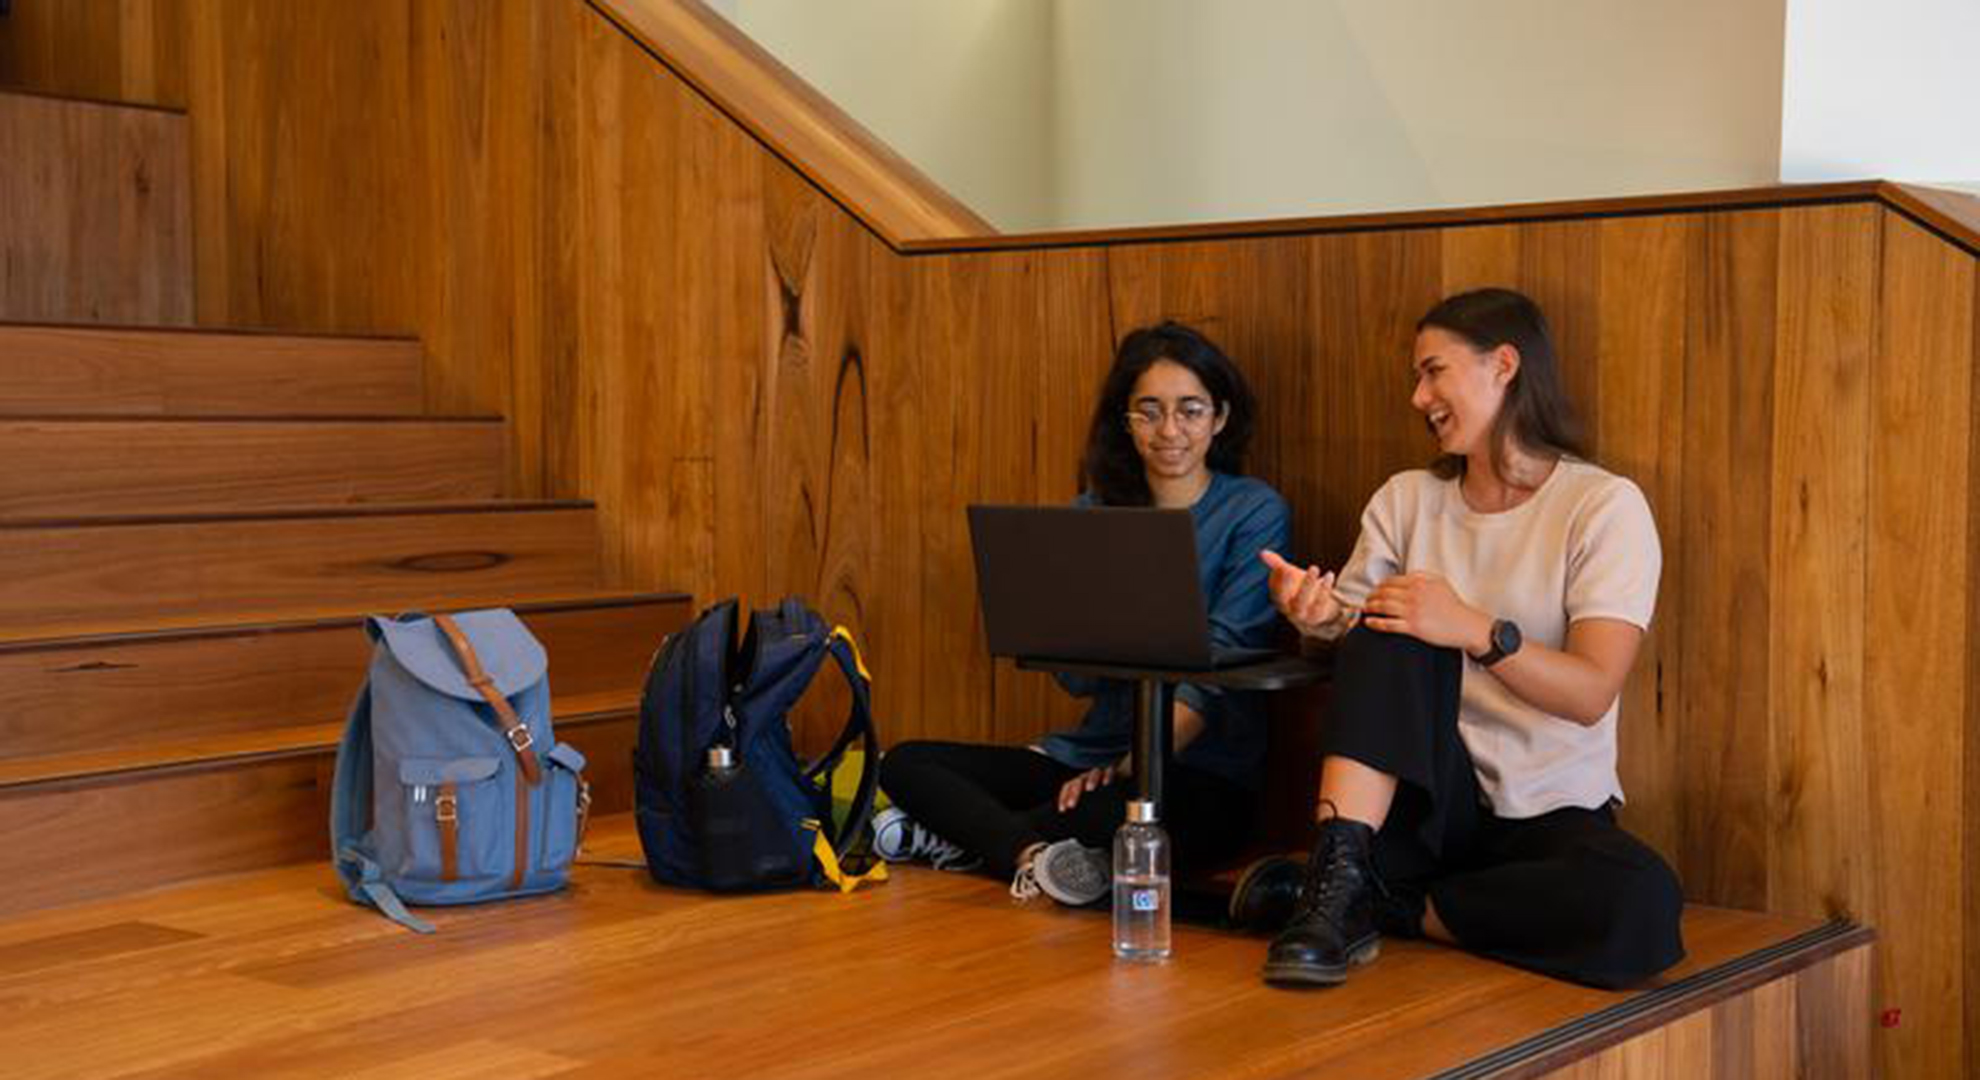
[1883,182,1980,254]
[898,180,1980,257]
[586,0,996,246]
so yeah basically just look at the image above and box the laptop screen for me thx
[966,504,1221,668]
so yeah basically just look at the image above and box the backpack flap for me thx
[369,611,549,783]
[368,610,547,705]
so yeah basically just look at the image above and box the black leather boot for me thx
[1261,816,1382,986]
[1228,853,1303,933]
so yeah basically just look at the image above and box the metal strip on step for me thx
[1428,919,1867,1080]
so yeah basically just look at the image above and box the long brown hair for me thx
[1418,288,1586,484]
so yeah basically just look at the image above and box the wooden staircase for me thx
[0,103,686,917]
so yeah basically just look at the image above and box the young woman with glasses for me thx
[876,322,1290,906]
[1238,288,1684,990]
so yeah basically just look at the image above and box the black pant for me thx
[1324,627,1686,989]
[879,741,1255,879]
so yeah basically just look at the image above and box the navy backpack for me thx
[332,610,591,932]
[634,597,885,893]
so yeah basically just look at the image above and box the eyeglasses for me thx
[1125,400,1218,432]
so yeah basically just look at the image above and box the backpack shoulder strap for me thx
[802,626,884,888]
[434,612,543,786]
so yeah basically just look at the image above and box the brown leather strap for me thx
[437,781,460,882]
[433,613,543,786]
[512,770,529,892]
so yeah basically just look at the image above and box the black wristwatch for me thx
[1472,618,1523,668]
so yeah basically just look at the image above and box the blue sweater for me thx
[1035,471,1291,788]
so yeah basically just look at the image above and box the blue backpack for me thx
[331,609,591,932]
[634,597,885,893]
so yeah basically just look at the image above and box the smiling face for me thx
[1126,358,1228,487]
[1410,327,1517,459]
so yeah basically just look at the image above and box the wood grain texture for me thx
[0,813,1864,1080]
[0,91,190,324]
[0,594,685,765]
[0,713,637,918]
[1970,250,1980,1080]
[1766,205,1877,932]
[1886,182,1980,256]
[1539,955,1871,1080]
[1868,211,1975,1080]
[1969,252,1980,1080]
[0,418,506,517]
[0,0,189,104]
[1594,217,1687,863]
[0,504,602,638]
[0,326,426,416]
[1678,210,1779,911]
[4,3,1973,1074]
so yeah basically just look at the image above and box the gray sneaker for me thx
[871,807,981,871]
[1010,839,1111,906]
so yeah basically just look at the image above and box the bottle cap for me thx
[1126,799,1159,824]
[707,745,735,770]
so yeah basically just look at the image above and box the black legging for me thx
[1325,625,1686,989]
[879,741,1255,879]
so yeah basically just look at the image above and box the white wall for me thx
[1053,0,1789,228]
[1780,0,1980,186]
[717,0,1795,231]
[724,0,1056,232]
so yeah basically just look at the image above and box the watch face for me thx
[1494,619,1522,656]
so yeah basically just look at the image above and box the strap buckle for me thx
[506,726,535,754]
[435,792,459,823]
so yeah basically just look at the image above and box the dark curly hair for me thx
[1079,322,1257,506]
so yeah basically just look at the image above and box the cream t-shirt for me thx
[1333,459,1661,818]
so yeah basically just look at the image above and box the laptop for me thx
[966,504,1279,670]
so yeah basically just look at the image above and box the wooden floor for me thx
[0,816,1866,1079]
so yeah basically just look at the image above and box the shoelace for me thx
[928,844,980,872]
[1292,837,1359,922]
[1292,804,1390,923]
[1010,862,1042,901]
[902,823,978,871]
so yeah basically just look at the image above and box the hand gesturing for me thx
[1260,549,1341,638]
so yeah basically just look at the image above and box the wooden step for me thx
[0,826,1874,1080]
[0,416,506,517]
[0,710,640,918]
[0,592,688,769]
[0,502,604,638]
[0,325,424,416]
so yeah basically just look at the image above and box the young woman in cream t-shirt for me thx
[1246,288,1684,990]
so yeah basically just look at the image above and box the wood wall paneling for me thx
[1767,204,1878,929]
[1678,210,1780,910]
[1869,210,1975,1080]
[1539,945,1871,1079]
[1969,241,1980,1080]
[0,91,191,324]
[0,0,188,105]
[1518,221,1605,458]
[1595,217,1689,862]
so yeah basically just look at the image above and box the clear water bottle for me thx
[1113,798,1171,960]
